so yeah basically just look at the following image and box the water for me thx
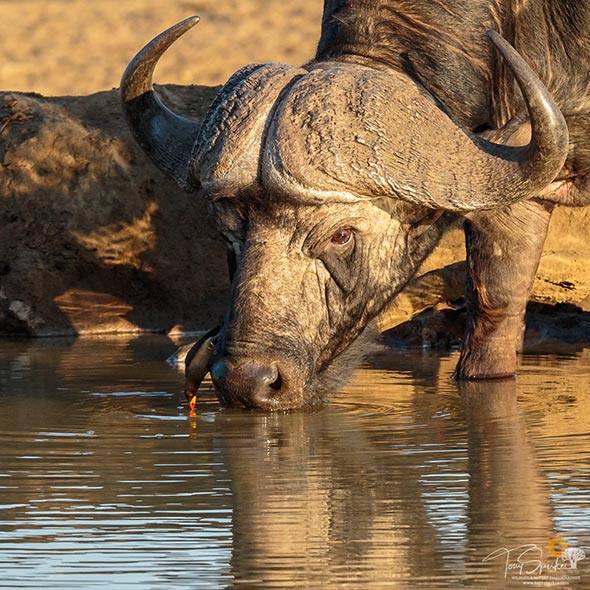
[0,337,588,589]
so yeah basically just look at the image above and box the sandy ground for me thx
[0,0,322,96]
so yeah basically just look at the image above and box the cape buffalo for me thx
[121,1,589,410]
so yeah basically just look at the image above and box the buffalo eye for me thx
[321,228,358,293]
[330,228,353,247]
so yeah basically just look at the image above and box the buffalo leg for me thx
[454,199,554,380]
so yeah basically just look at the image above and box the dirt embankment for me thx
[0,85,230,336]
[0,0,320,335]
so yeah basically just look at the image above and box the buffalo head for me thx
[121,17,568,410]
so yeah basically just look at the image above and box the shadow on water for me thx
[0,338,588,588]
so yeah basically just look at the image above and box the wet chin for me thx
[214,380,326,411]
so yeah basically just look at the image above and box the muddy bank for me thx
[0,85,588,345]
[0,85,228,336]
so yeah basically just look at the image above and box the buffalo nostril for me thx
[267,366,282,391]
[259,363,281,390]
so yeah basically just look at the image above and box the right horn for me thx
[401,29,570,211]
[480,29,569,200]
[405,29,570,212]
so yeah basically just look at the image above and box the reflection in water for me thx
[223,410,449,587]
[0,338,588,588]
[460,380,554,587]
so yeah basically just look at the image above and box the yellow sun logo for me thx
[547,535,569,558]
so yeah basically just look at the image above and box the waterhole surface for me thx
[0,337,588,588]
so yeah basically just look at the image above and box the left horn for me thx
[120,16,201,191]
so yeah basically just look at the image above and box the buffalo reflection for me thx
[212,353,581,588]
[215,409,449,586]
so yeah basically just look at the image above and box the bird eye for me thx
[330,228,353,246]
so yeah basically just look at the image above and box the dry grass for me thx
[0,0,322,96]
